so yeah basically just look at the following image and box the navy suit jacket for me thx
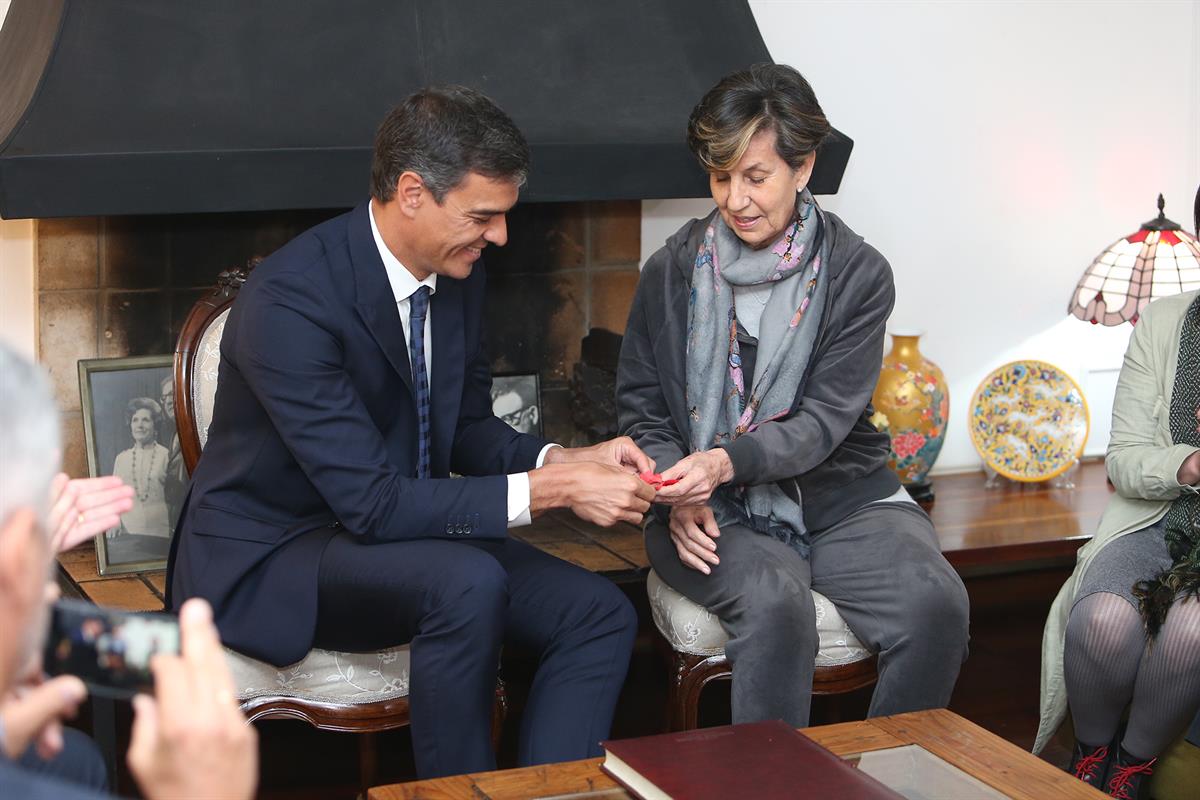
[166,203,548,666]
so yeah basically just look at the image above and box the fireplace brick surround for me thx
[34,200,642,480]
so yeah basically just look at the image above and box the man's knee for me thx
[572,574,639,642]
[431,549,508,620]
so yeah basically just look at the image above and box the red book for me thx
[600,720,903,800]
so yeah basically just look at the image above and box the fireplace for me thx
[35,201,642,479]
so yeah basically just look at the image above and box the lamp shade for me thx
[1068,195,1200,325]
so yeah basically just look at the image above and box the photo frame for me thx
[491,372,543,437]
[79,355,186,575]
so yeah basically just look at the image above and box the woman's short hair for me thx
[125,397,163,431]
[370,85,530,204]
[687,63,831,173]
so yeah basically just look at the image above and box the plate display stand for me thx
[983,458,1080,490]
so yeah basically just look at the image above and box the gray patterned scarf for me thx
[685,190,829,558]
[1133,293,1200,636]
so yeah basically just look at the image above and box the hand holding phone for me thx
[127,599,258,800]
[43,598,181,700]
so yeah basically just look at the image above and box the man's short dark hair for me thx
[370,85,530,204]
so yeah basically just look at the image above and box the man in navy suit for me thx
[166,86,657,778]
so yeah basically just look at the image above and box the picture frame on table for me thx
[491,372,543,437]
[78,355,186,576]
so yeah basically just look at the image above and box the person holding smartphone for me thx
[0,342,257,800]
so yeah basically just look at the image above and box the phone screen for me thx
[43,598,181,699]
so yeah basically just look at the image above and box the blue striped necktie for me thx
[408,286,432,479]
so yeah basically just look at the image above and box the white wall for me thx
[643,0,1200,473]
[0,219,36,358]
[0,1,37,358]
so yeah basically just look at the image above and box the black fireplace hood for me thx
[0,0,853,218]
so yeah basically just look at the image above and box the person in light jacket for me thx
[1036,284,1200,799]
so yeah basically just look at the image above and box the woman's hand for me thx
[654,449,734,507]
[46,473,135,553]
[668,505,722,575]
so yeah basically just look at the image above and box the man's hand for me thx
[127,599,257,800]
[654,449,734,507]
[47,473,135,553]
[530,462,656,527]
[668,505,721,575]
[543,436,654,475]
[0,674,88,761]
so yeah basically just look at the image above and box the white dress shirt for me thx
[368,201,554,527]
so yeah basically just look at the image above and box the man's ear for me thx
[396,172,426,218]
[0,509,40,594]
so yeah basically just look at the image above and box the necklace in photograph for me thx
[131,444,158,503]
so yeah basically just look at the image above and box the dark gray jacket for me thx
[617,208,900,533]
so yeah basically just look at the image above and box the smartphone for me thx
[43,598,181,699]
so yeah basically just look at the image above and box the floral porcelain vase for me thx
[869,331,949,503]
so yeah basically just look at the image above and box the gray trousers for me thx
[646,502,970,727]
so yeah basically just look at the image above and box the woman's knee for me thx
[1066,592,1142,653]
[1161,597,1200,653]
[729,579,818,643]
[903,564,970,643]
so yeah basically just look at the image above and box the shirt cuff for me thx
[536,443,561,468]
[507,444,561,528]
[506,472,532,528]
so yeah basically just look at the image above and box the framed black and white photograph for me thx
[491,372,542,437]
[79,355,187,575]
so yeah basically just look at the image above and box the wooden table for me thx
[367,709,1104,799]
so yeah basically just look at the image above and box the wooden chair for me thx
[173,260,505,788]
[647,569,878,731]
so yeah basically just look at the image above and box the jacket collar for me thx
[349,202,413,392]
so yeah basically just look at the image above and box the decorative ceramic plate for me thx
[968,360,1090,482]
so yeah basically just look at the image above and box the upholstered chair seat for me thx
[226,646,411,717]
[646,568,878,730]
[648,569,871,663]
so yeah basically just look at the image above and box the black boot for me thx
[1104,745,1156,800]
[1068,739,1114,790]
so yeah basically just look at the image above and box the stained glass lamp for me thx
[1068,194,1200,325]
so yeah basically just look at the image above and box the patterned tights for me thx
[1064,591,1200,758]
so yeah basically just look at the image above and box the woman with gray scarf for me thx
[617,64,969,728]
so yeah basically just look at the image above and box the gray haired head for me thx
[0,342,60,530]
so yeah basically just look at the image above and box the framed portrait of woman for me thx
[78,355,186,575]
